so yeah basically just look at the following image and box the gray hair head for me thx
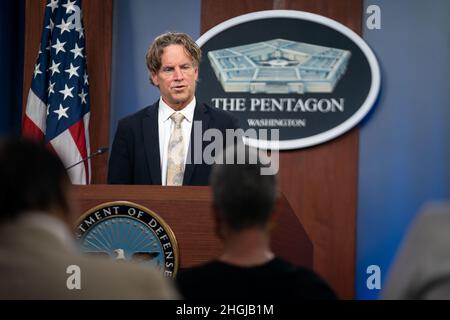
[145,31,201,85]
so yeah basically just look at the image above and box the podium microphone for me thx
[65,147,109,170]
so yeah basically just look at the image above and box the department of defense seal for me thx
[75,201,179,278]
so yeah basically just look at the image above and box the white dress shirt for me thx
[158,97,196,186]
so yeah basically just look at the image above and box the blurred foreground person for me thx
[176,144,337,300]
[0,138,178,299]
[383,203,450,299]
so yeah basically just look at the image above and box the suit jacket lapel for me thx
[142,102,162,185]
[183,103,210,185]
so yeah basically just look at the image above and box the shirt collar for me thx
[159,97,196,123]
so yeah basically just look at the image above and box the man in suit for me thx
[383,203,450,299]
[108,32,240,186]
[0,138,178,299]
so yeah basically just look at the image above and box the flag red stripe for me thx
[46,141,57,155]
[69,120,89,183]
[22,115,45,141]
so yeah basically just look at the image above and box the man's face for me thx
[151,44,198,110]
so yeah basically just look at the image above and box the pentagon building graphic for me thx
[207,39,351,94]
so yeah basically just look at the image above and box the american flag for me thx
[23,0,91,184]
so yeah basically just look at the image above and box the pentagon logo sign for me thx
[196,10,380,150]
[208,39,351,94]
[75,201,179,278]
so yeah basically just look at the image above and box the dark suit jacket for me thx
[108,100,240,185]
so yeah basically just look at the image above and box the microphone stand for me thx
[65,147,109,170]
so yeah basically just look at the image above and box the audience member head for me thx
[210,144,278,236]
[0,138,72,224]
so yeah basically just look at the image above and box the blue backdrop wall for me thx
[357,0,450,299]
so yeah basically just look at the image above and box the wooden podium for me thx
[73,185,313,268]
